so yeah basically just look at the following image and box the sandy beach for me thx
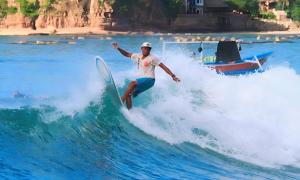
[255,29,300,35]
[0,27,160,36]
[1,27,300,36]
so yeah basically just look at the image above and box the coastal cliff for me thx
[0,0,172,31]
[0,0,297,34]
[0,0,114,29]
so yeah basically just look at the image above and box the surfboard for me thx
[95,56,124,106]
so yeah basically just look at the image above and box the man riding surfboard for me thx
[112,42,180,109]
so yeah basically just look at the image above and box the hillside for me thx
[0,0,182,30]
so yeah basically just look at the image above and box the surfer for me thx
[11,91,49,100]
[112,42,180,109]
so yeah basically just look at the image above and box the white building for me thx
[183,0,229,15]
[185,0,204,14]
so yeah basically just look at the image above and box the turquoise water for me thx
[0,34,300,179]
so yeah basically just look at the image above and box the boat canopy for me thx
[216,41,241,63]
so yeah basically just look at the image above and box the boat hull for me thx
[204,52,272,75]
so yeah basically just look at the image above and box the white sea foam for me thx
[53,61,105,116]
[122,53,300,168]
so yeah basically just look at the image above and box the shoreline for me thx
[1,27,300,36]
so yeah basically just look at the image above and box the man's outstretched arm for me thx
[159,63,180,82]
[112,42,132,58]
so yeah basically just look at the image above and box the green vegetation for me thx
[225,0,259,17]
[3,0,299,24]
[162,0,184,19]
[16,0,40,17]
[0,0,51,19]
[112,0,183,19]
[113,0,300,22]
[42,0,55,10]
[260,12,276,19]
[99,0,115,6]
[0,0,17,18]
[112,0,139,16]
[289,0,300,21]
[268,0,300,21]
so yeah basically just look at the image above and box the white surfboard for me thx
[95,56,124,106]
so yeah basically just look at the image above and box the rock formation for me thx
[0,0,114,29]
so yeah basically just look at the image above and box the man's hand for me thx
[112,42,132,58]
[172,75,180,82]
[159,63,180,83]
[112,42,119,49]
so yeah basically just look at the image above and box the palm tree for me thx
[279,0,289,10]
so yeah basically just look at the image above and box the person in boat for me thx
[112,42,180,109]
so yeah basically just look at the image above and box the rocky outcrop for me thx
[0,0,29,28]
[36,0,87,28]
[89,0,113,27]
[89,0,101,27]
[1,14,27,28]
[1,0,291,32]
[1,0,170,31]
[0,0,114,29]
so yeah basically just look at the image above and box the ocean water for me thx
[0,34,300,179]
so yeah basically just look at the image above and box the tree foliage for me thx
[162,0,184,19]
[275,0,289,10]
[112,0,134,16]
[42,0,55,10]
[112,0,183,19]
[225,0,259,17]
[0,0,17,18]
[289,0,300,21]
[16,0,40,17]
[260,12,276,19]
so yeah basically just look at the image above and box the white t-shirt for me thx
[131,54,161,78]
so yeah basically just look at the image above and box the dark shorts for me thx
[132,78,155,97]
